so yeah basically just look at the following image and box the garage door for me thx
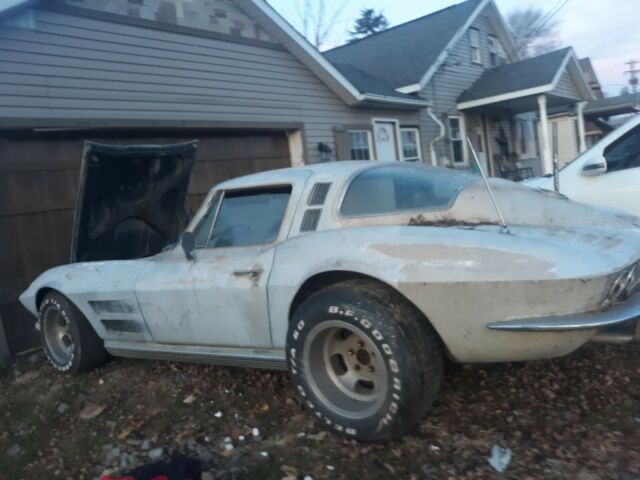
[0,129,291,355]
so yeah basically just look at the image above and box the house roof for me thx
[458,48,571,103]
[457,47,593,110]
[324,0,484,91]
[584,93,640,117]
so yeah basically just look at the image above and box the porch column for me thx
[576,101,587,153]
[537,94,553,175]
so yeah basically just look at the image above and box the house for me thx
[0,0,430,356]
[539,57,605,168]
[324,0,594,179]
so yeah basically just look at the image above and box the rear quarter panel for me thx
[269,225,639,362]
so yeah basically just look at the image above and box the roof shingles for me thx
[457,47,571,103]
[323,0,483,90]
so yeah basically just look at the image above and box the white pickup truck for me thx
[525,115,640,217]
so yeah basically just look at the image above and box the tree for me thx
[349,8,389,41]
[507,6,560,58]
[296,0,348,50]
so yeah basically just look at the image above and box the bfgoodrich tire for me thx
[39,292,108,375]
[287,280,443,442]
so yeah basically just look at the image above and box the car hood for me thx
[71,141,197,262]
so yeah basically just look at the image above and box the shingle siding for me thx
[0,8,420,163]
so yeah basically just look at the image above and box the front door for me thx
[373,121,399,161]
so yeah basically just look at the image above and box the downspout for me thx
[427,106,445,166]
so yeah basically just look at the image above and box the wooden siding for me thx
[553,69,582,101]
[0,129,292,354]
[0,8,420,163]
[420,11,502,166]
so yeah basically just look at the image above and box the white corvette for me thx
[20,158,640,441]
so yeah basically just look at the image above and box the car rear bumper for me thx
[486,292,640,333]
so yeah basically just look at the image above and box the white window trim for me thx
[347,130,374,160]
[488,34,498,66]
[400,127,422,161]
[448,115,469,166]
[469,28,481,64]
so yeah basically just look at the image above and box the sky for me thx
[268,0,640,97]
[0,0,636,96]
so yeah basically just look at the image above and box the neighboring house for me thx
[0,0,429,356]
[324,0,593,179]
[542,57,604,167]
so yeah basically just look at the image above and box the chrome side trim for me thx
[104,340,287,370]
[487,293,640,332]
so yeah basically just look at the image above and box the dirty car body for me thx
[20,161,640,440]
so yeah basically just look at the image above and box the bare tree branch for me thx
[295,0,348,50]
[507,7,560,58]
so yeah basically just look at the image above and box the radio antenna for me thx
[466,137,510,234]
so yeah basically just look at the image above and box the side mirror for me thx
[180,231,195,260]
[581,156,607,177]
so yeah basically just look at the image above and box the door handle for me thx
[233,268,263,277]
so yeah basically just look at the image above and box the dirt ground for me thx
[1,343,639,480]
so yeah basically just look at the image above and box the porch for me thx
[456,48,594,179]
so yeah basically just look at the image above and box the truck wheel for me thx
[39,292,107,375]
[287,280,443,442]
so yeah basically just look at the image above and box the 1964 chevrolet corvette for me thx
[20,149,640,441]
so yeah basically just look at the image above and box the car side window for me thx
[193,191,221,248]
[604,125,640,173]
[207,186,291,248]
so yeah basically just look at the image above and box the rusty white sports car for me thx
[20,155,640,442]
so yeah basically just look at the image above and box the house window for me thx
[448,117,464,164]
[488,35,498,66]
[400,128,421,161]
[348,131,373,160]
[469,28,481,64]
[518,119,538,158]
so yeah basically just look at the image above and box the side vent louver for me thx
[300,208,322,232]
[308,182,331,206]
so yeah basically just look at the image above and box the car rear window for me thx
[340,165,475,217]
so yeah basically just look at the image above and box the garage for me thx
[0,128,292,355]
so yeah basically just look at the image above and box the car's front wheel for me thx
[287,280,443,442]
[39,292,108,374]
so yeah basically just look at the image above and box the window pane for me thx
[449,118,460,139]
[401,130,419,159]
[348,131,371,160]
[341,165,475,216]
[604,126,640,172]
[208,187,291,248]
[451,140,463,163]
[193,191,221,248]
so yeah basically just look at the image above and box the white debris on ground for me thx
[488,444,512,473]
[213,410,223,418]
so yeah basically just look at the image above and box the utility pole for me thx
[624,59,640,94]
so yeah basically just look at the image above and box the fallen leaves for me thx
[78,403,105,420]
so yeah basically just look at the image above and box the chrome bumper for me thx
[487,293,640,332]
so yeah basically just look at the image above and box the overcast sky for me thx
[269,0,640,97]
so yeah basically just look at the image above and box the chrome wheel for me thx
[303,320,388,419]
[42,309,74,365]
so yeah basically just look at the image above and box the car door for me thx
[564,122,640,216]
[186,185,294,348]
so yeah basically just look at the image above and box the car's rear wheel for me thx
[287,279,443,442]
[39,292,107,374]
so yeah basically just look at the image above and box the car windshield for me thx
[340,165,476,217]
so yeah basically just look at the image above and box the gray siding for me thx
[420,10,501,165]
[553,69,582,101]
[0,8,419,163]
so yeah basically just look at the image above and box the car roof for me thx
[215,160,380,190]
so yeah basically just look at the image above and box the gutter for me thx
[427,107,445,166]
[360,93,431,108]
